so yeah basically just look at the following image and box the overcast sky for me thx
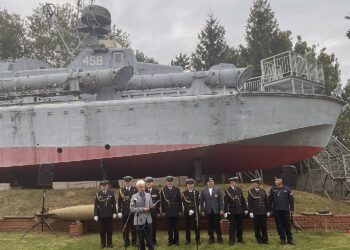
[2,0,350,85]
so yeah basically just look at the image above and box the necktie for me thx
[140,192,146,206]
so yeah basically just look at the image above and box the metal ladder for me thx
[300,136,350,200]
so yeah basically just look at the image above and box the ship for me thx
[0,4,343,184]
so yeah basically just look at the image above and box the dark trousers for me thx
[99,217,113,247]
[122,213,136,244]
[151,214,157,243]
[185,215,200,242]
[165,216,179,243]
[273,210,293,242]
[253,214,268,243]
[205,212,222,240]
[136,223,154,250]
[228,214,243,242]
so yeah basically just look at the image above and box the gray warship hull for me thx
[0,91,342,182]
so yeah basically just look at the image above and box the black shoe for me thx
[124,243,130,247]
[196,240,201,245]
[167,242,173,246]
[217,238,224,244]
[132,241,137,247]
[280,240,286,245]
[185,240,190,245]
[229,241,235,246]
[263,241,269,244]
[208,238,215,244]
[288,240,296,245]
[107,245,114,248]
[238,239,245,244]
[100,246,105,249]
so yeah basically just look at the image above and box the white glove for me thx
[189,210,194,216]
[94,216,98,222]
[113,213,117,219]
[224,212,228,218]
[244,210,248,215]
[249,213,254,219]
[267,212,270,217]
[118,213,123,219]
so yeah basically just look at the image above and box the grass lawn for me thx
[0,184,350,216]
[0,230,349,250]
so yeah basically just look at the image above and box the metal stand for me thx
[193,190,199,250]
[122,212,133,249]
[20,189,56,239]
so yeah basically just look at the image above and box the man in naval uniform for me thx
[247,178,270,244]
[118,176,137,247]
[145,176,161,245]
[223,176,248,245]
[94,180,117,249]
[160,176,182,246]
[200,177,224,244]
[269,175,295,245]
[130,179,154,250]
[182,178,201,245]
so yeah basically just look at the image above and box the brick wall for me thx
[1,215,349,234]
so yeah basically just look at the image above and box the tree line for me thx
[0,0,349,148]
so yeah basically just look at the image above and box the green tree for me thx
[341,79,350,104]
[334,106,350,149]
[171,53,191,71]
[108,25,131,48]
[0,9,28,59]
[293,36,340,95]
[245,0,292,67]
[135,50,158,64]
[318,48,340,95]
[25,3,79,66]
[191,12,228,70]
[26,3,133,67]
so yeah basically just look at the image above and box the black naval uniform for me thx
[146,187,160,244]
[182,189,200,243]
[118,186,137,246]
[224,186,247,244]
[94,190,117,248]
[269,185,294,244]
[161,186,182,245]
[248,187,269,243]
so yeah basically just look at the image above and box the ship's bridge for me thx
[243,51,326,94]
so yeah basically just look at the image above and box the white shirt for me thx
[209,187,213,196]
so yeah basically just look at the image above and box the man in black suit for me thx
[94,180,117,249]
[247,177,270,244]
[161,176,182,246]
[118,176,137,247]
[269,175,295,245]
[182,178,201,245]
[200,177,224,244]
[145,176,161,245]
[224,176,248,245]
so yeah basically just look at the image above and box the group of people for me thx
[93,175,295,249]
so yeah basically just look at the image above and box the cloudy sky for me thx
[2,0,350,85]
